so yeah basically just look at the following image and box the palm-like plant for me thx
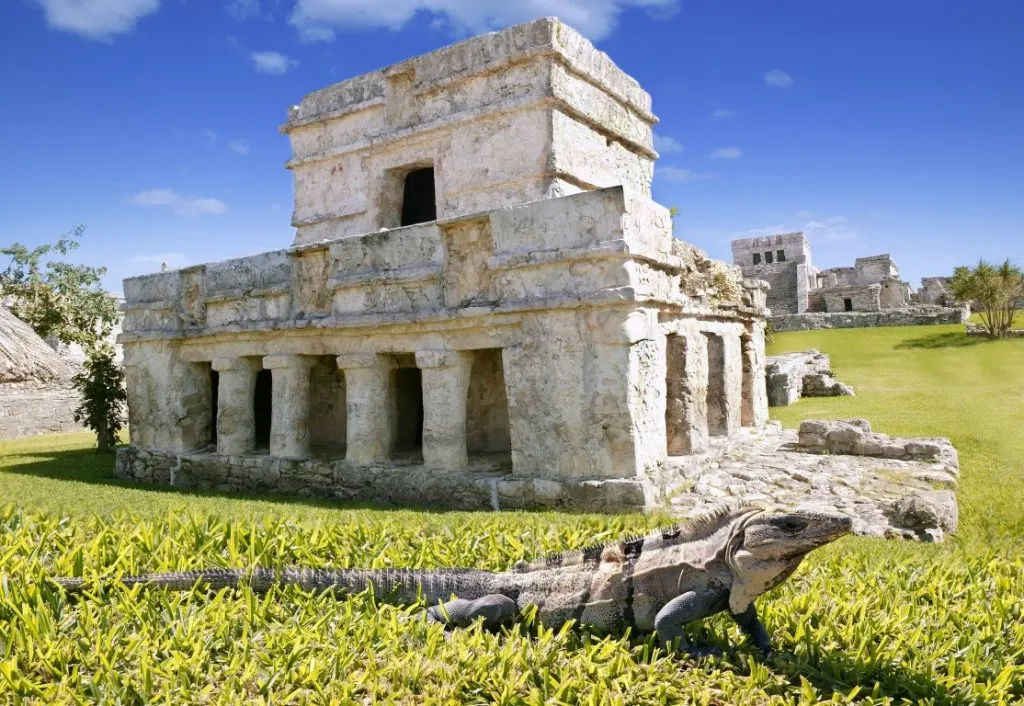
[950,259,1024,338]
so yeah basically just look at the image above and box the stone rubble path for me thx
[661,423,959,542]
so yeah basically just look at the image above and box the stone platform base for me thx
[114,447,652,513]
[118,417,959,542]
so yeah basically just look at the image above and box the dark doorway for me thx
[209,369,219,445]
[400,167,436,226]
[843,298,854,312]
[465,349,511,456]
[253,369,272,449]
[393,367,423,452]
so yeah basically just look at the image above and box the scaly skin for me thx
[51,506,852,657]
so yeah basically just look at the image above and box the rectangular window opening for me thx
[393,367,423,458]
[209,368,219,447]
[400,167,437,226]
[752,253,761,265]
[765,251,774,264]
[777,249,786,262]
[309,357,347,457]
[466,349,512,464]
[253,369,272,449]
[843,298,854,312]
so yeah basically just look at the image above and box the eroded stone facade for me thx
[115,19,769,511]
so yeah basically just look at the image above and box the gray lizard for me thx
[52,506,851,657]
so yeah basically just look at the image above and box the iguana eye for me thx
[775,518,808,533]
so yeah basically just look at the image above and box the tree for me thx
[949,259,1024,339]
[71,343,127,452]
[1,225,118,347]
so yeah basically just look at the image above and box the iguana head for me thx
[725,508,852,613]
[738,508,853,561]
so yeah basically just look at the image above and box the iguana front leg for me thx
[728,602,773,656]
[425,594,518,631]
[653,589,728,657]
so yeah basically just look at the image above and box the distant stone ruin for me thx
[731,232,967,330]
[765,349,854,406]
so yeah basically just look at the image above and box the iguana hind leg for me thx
[653,590,728,657]
[728,602,773,656]
[425,594,518,631]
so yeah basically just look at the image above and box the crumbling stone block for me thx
[766,349,854,406]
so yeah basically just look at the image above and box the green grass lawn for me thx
[1,324,1023,704]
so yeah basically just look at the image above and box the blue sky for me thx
[1,0,1022,294]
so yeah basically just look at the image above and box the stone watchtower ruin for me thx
[115,18,771,511]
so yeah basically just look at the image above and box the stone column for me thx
[741,324,769,428]
[705,331,743,437]
[336,353,396,464]
[263,354,315,459]
[415,350,473,469]
[211,357,259,455]
[666,333,710,455]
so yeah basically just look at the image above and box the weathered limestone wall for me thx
[0,383,84,439]
[123,341,215,453]
[879,278,912,309]
[917,277,952,305]
[283,18,657,246]
[824,285,881,313]
[772,306,969,332]
[854,255,899,284]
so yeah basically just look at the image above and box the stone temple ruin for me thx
[731,232,967,330]
[115,19,771,512]
[114,19,959,539]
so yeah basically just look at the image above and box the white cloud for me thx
[129,189,228,216]
[227,139,251,156]
[764,69,794,88]
[288,0,680,43]
[128,252,189,271]
[658,167,710,183]
[653,133,683,155]
[250,50,300,74]
[709,146,742,159]
[31,0,160,41]
[711,108,737,120]
[202,129,218,142]
[734,215,858,243]
[804,216,856,240]
[225,0,260,20]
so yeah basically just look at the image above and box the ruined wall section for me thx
[283,17,658,247]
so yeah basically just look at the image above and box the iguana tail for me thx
[52,567,501,604]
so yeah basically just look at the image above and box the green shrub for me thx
[71,343,127,452]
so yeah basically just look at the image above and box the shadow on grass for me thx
[0,447,598,517]
[614,629,971,705]
[893,331,990,350]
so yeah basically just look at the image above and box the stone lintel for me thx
[336,353,398,371]
[263,353,316,372]
[414,350,471,369]
[212,356,259,372]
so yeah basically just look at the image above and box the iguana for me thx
[52,506,851,657]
